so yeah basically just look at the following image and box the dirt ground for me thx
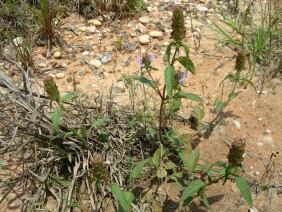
[1,0,282,211]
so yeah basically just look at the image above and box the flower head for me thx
[235,51,246,72]
[44,76,60,102]
[171,6,186,42]
[228,138,246,167]
[178,71,189,86]
[136,53,155,68]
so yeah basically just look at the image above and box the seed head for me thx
[43,76,60,102]
[228,138,246,167]
[235,51,246,72]
[171,6,186,42]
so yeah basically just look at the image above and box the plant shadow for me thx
[161,194,224,211]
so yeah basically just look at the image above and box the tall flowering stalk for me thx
[171,6,186,42]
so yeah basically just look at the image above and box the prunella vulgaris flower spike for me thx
[235,51,246,72]
[228,138,246,167]
[171,6,186,42]
[44,76,60,102]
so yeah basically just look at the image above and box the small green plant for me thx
[30,0,60,56]
[114,35,123,51]
[206,0,281,93]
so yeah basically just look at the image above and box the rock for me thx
[88,26,96,33]
[262,135,273,144]
[90,59,102,68]
[149,31,163,38]
[117,81,126,92]
[138,16,150,24]
[126,21,133,28]
[196,5,209,12]
[81,51,90,56]
[13,37,23,46]
[139,35,150,44]
[158,36,164,41]
[232,120,241,129]
[249,207,258,212]
[82,44,93,51]
[91,84,100,91]
[56,72,65,79]
[147,6,154,12]
[38,63,47,68]
[67,76,72,82]
[130,31,137,38]
[53,51,62,59]
[79,70,86,76]
[208,8,215,13]
[79,26,87,32]
[125,60,130,66]
[155,22,165,32]
[152,11,161,18]
[103,72,109,77]
[136,23,147,34]
[153,43,160,50]
[89,19,102,26]
[101,54,111,64]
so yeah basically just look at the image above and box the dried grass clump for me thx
[0,72,150,210]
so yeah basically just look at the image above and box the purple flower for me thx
[179,72,188,85]
[136,54,155,68]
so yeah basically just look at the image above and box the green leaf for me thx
[220,74,235,86]
[99,131,110,142]
[165,161,176,170]
[178,56,195,74]
[201,196,210,208]
[193,105,204,120]
[235,176,253,207]
[152,145,163,168]
[130,76,156,89]
[215,101,225,114]
[211,161,226,168]
[131,158,151,180]
[118,191,134,212]
[111,184,134,212]
[179,180,205,202]
[228,92,241,101]
[223,165,234,185]
[174,92,203,102]
[52,107,63,133]
[186,147,200,174]
[240,77,256,91]
[182,196,194,207]
[165,65,175,99]
[157,167,167,178]
[169,98,181,114]
[60,91,75,103]
[128,76,156,90]
[50,131,74,142]
[91,118,108,128]
[165,41,176,63]
[148,127,155,137]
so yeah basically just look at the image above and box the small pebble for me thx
[55,72,65,79]
[53,51,62,59]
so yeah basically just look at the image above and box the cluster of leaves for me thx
[207,0,282,92]
[111,6,254,211]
